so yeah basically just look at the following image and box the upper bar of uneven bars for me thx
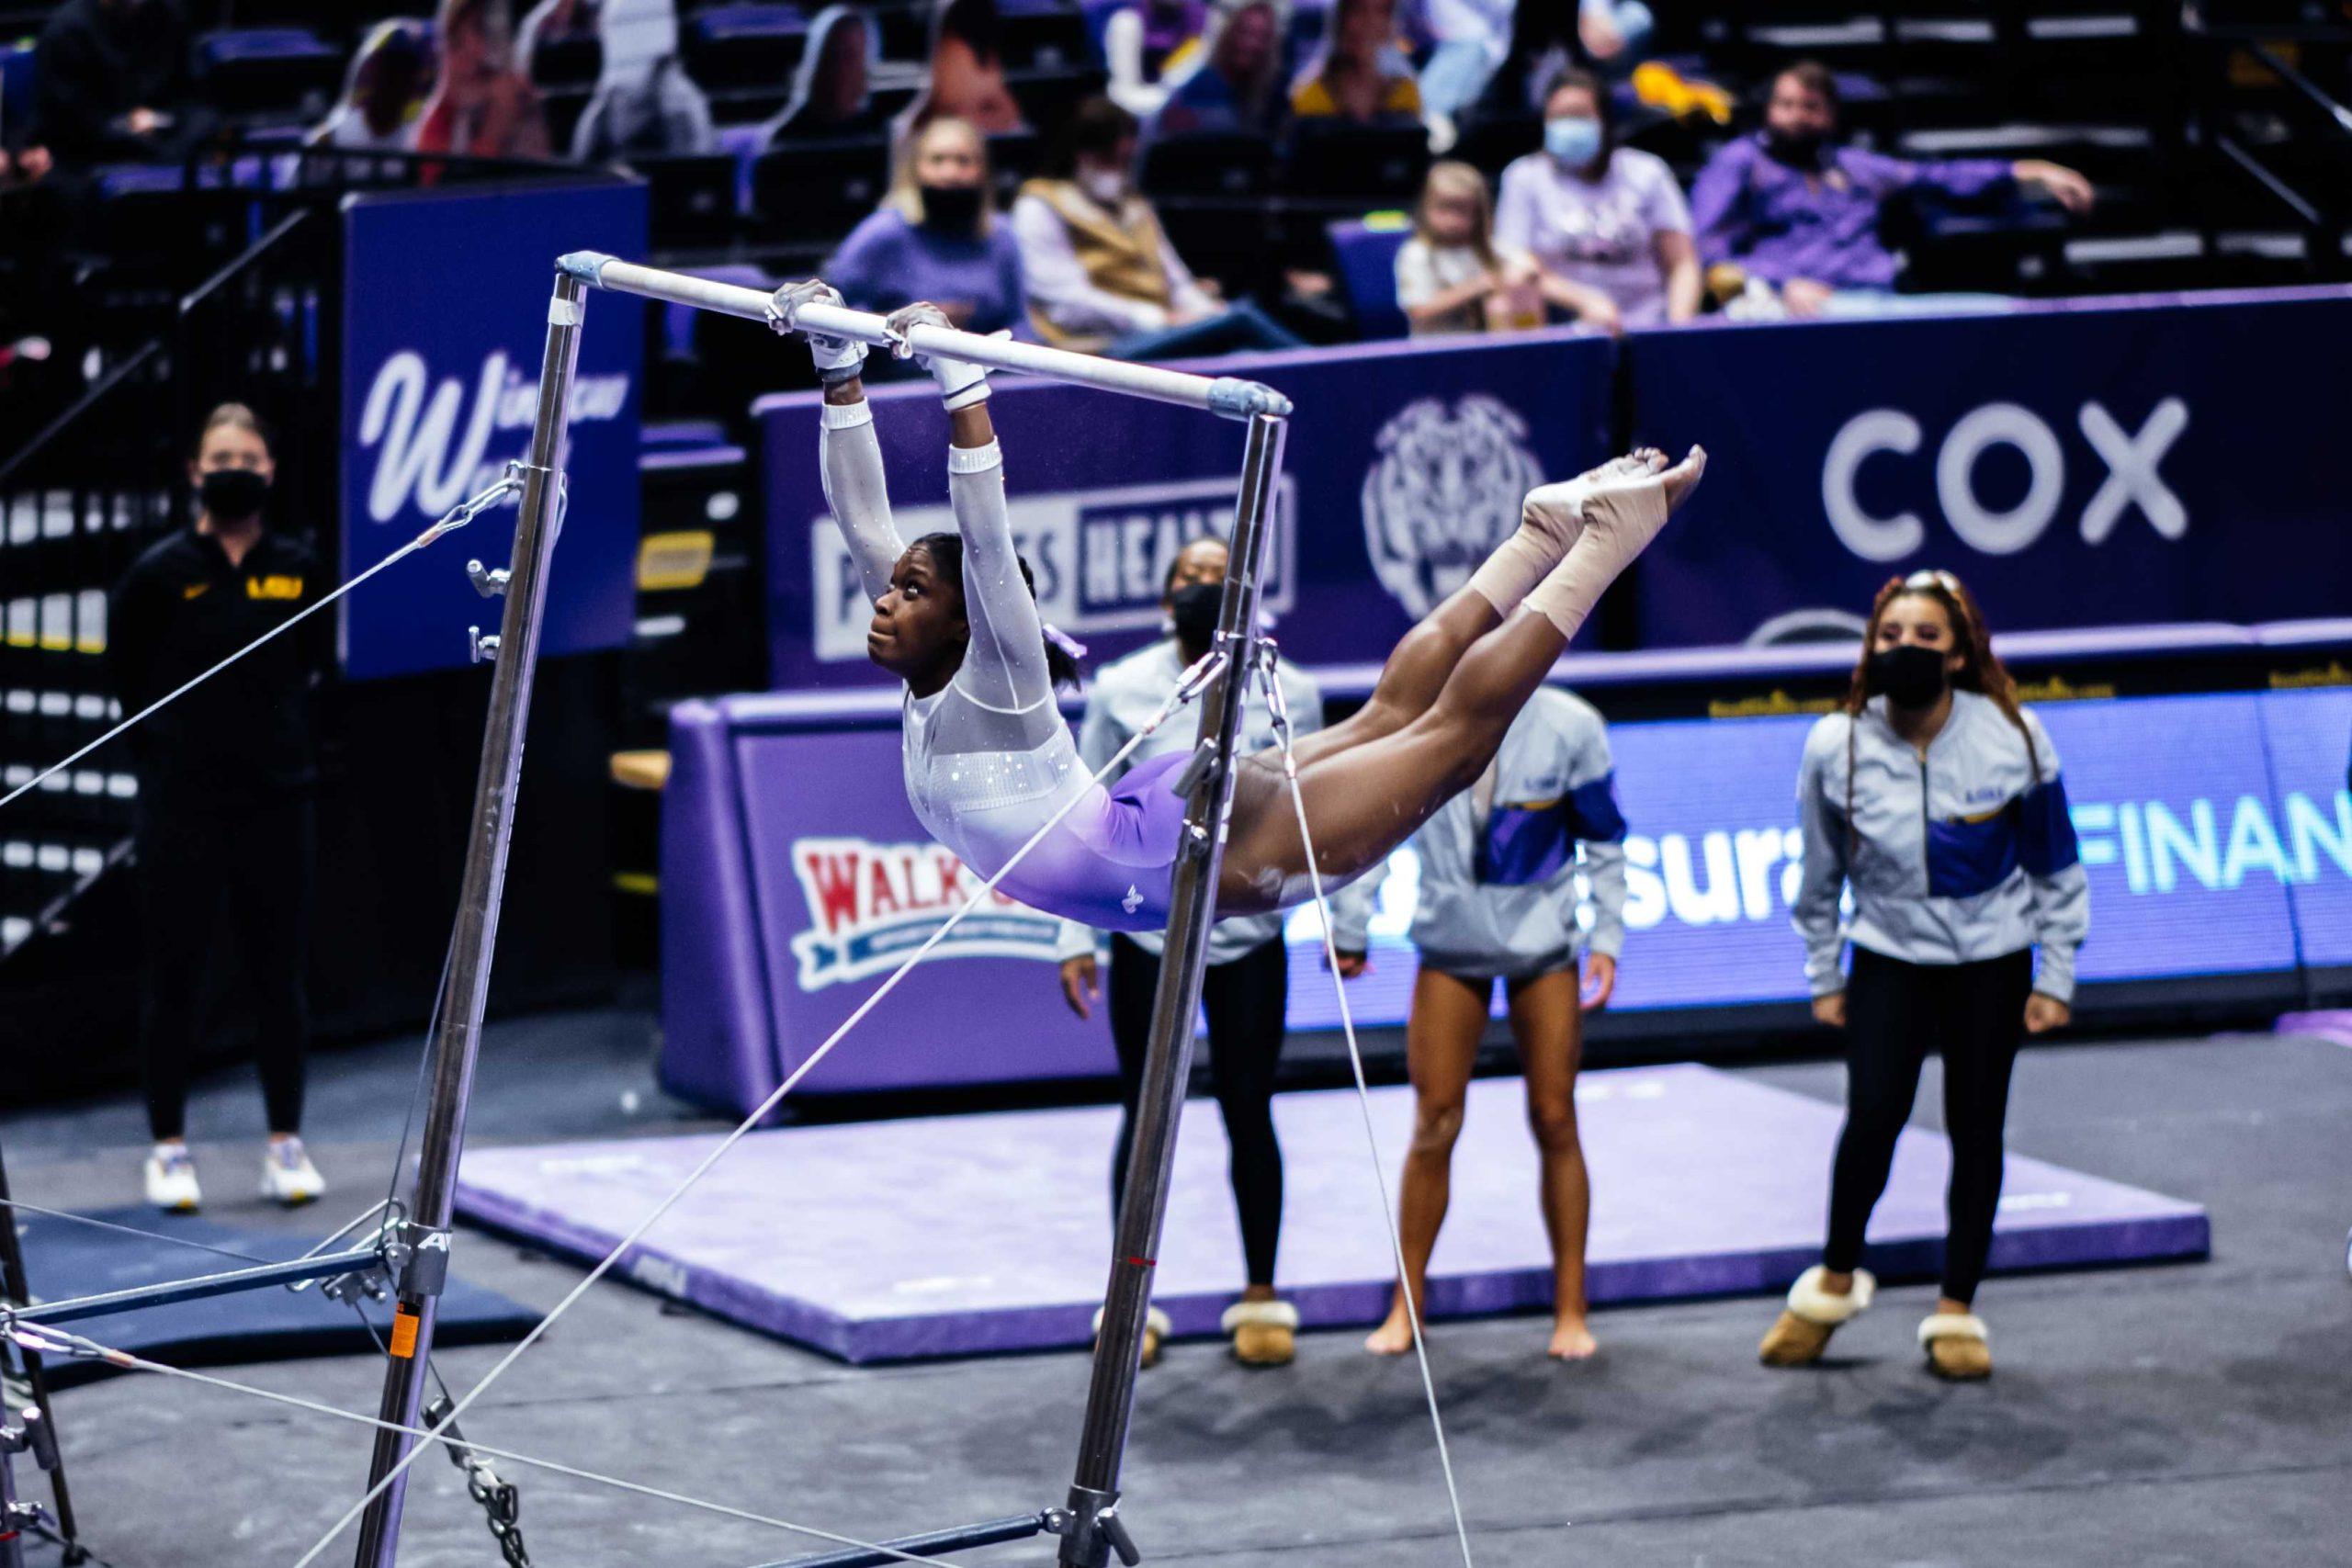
[555,251,1293,423]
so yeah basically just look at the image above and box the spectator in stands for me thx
[308,21,430,160]
[905,0,1028,138]
[1289,0,1420,126]
[109,404,325,1215]
[417,0,555,162]
[1012,96,1301,357]
[1495,68,1700,330]
[1690,61,2094,318]
[827,116,1026,333]
[765,6,890,143]
[1151,0,1289,141]
[0,143,52,186]
[1397,161,1551,336]
[569,0,713,161]
[1104,0,1208,118]
[31,0,214,164]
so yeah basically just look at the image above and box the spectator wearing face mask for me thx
[1494,68,1700,332]
[825,116,1026,334]
[309,20,432,162]
[1690,61,2095,319]
[1289,0,1420,127]
[568,0,713,160]
[417,0,554,161]
[765,5,890,144]
[1011,96,1302,358]
[1151,0,1289,141]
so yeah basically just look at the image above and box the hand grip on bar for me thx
[556,250,1292,423]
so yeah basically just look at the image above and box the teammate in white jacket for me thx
[1763,570,2090,1382]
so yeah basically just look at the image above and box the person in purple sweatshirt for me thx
[824,116,1028,335]
[1689,61,2094,319]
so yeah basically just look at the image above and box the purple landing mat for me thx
[2278,1011,2352,1049]
[452,1064,2209,1364]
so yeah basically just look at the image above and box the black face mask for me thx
[1168,581,1224,648]
[919,184,983,233]
[1766,129,1826,167]
[1866,643,1951,709]
[198,468,269,522]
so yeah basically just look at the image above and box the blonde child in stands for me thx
[1396,162,1619,337]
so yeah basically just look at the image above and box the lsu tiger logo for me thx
[1360,396,1545,618]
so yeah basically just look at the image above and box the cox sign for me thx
[1824,398,2188,561]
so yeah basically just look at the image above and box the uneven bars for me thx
[556,252,1293,423]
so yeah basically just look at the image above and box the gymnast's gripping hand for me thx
[767,279,867,386]
[885,301,995,412]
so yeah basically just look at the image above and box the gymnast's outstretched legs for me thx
[1282,450,1659,771]
[1222,446,1704,911]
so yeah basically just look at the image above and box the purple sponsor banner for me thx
[1621,289,2352,648]
[340,183,645,680]
[753,331,1614,690]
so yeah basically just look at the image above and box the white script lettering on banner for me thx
[359,350,632,524]
[808,476,1296,662]
[787,835,1061,987]
[1361,395,1546,617]
[1821,398,2188,561]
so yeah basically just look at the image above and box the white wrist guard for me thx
[884,302,994,411]
[768,279,867,386]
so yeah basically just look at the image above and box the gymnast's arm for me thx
[942,394,1055,714]
[878,299,1057,716]
[772,279,907,604]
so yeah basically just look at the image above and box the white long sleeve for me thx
[945,440,1052,715]
[819,400,905,604]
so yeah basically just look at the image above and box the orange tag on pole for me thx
[389,1309,421,1359]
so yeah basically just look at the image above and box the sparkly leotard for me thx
[820,402,1184,931]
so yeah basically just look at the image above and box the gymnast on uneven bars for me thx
[771,278,1707,935]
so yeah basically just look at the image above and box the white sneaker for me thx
[261,1137,325,1206]
[144,1144,201,1213]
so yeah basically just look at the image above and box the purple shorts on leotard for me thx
[1098,751,1192,867]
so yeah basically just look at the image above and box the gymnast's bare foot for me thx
[1363,1296,1417,1355]
[1549,1315,1599,1361]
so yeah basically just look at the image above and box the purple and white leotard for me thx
[820,400,1185,931]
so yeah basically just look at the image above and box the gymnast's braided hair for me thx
[1841,570,2041,858]
[909,531,1084,690]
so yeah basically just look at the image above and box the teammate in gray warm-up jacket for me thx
[1329,685,1629,1360]
[1763,569,2089,1384]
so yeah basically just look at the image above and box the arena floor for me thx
[6,1014,2349,1568]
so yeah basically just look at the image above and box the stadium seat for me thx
[1139,131,1276,197]
[1326,215,1411,340]
[530,32,603,91]
[750,136,892,244]
[997,0,1091,71]
[197,28,345,123]
[632,152,742,251]
[687,3,809,119]
[987,129,1040,203]
[1282,120,1431,204]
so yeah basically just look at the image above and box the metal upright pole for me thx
[1056,411,1289,1568]
[0,1142,79,1561]
[349,269,589,1568]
